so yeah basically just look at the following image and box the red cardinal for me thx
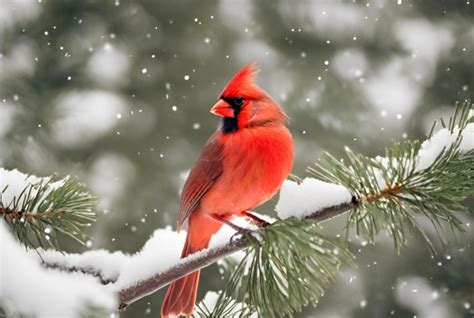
[161,63,294,317]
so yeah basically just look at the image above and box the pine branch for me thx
[0,170,97,249]
[1,207,66,221]
[117,201,357,310]
[34,100,473,316]
[118,101,473,314]
[209,219,355,317]
[309,101,473,253]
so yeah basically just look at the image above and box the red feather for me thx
[177,134,223,231]
[161,63,294,317]
[219,62,260,99]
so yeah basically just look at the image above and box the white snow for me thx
[2,118,473,316]
[275,178,352,219]
[112,227,186,289]
[0,216,239,317]
[0,167,247,313]
[199,291,257,317]
[32,224,238,293]
[416,123,474,171]
[275,122,474,220]
[74,225,237,290]
[37,248,128,282]
[0,222,116,318]
[0,168,67,211]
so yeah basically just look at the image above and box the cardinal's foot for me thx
[241,211,270,228]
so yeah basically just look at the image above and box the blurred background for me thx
[0,0,473,317]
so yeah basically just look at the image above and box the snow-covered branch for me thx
[0,169,96,249]
[117,198,357,309]
[31,196,356,310]
[0,222,116,318]
[1,103,472,317]
[41,118,474,312]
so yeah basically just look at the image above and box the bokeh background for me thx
[1,0,473,317]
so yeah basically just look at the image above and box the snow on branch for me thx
[0,221,116,318]
[1,102,472,317]
[116,102,472,311]
[307,107,473,253]
[36,199,356,311]
[0,168,96,249]
[275,178,353,219]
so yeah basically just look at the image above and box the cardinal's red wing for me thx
[177,133,223,230]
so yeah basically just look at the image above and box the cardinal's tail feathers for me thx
[161,236,201,317]
[161,271,200,317]
[161,214,222,317]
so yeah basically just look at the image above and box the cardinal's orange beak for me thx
[210,99,234,118]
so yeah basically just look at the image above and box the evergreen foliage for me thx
[197,219,352,318]
[201,101,473,317]
[310,101,473,253]
[1,102,472,316]
[1,175,97,250]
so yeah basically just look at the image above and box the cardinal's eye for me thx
[234,96,244,106]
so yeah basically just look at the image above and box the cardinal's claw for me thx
[241,211,270,228]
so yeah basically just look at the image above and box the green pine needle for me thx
[309,100,473,253]
[206,100,473,317]
[202,219,353,318]
[1,174,97,250]
[247,219,352,317]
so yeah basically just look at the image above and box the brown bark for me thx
[0,207,65,221]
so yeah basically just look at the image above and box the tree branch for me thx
[117,198,358,310]
[42,261,115,285]
[35,197,358,310]
[0,207,66,222]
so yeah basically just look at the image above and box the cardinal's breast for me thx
[200,125,294,217]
